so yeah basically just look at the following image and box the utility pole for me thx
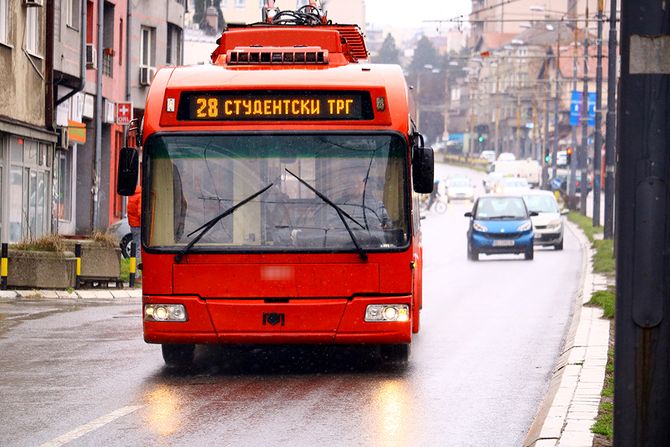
[93,0,104,230]
[543,83,550,185]
[615,1,670,445]
[579,6,589,215]
[592,0,604,227]
[603,0,617,239]
[551,21,561,180]
[494,62,501,157]
[568,16,579,207]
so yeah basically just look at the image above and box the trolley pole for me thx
[579,6,589,215]
[615,0,670,444]
[592,0,604,227]
[603,0,617,239]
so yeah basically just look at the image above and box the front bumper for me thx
[533,229,563,245]
[143,295,412,345]
[470,231,534,254]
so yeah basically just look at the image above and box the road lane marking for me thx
[38,405,143,447]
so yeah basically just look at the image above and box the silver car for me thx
[107,218,133,258]
[523,190,566,250]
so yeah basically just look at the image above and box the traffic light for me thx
[544,152,551,164]
[478,135,485,143]
[566,147,573,164]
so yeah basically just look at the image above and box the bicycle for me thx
[420,195,447,214]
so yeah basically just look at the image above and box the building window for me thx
[0,0,8,45]
[25,6,40,56]
[140,26,156,68]
[8,137,51,242]
[55,150,73,221]
[66,0,80,30]
[102,1,114,77]
[166,24,182,66]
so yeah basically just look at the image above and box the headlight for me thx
[144,304,187,322]
[517,221,532,232]
[365,304,410,322]
[547,219,562,229]
[473,222,488,232]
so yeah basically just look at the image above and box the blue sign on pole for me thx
[569,91,596,127]
[570,91,581,126]
[587,92,596,126]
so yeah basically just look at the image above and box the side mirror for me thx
[464,211,473,218]
[412,146,434,194]
[117,147,139,196]
[560,209,569,215]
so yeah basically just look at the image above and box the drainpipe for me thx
[93,0,104,230]
[125,0,131,102]
[45,0,54,129]
[56,0,87,106]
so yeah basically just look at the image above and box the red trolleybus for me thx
[117,5,434,367]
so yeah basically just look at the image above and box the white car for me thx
[444,177,476,202]
[523,190,566,250]
[494,177,531,195]
[497,152,516,161]
[480,150,496,163]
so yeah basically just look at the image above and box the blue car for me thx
[465,195,537,261]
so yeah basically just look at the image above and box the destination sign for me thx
[177,91,374,121]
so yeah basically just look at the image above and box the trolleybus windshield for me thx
[144,133,409,253]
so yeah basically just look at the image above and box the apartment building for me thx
[0,0,56,243]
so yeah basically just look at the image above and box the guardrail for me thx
[439,153,490,172]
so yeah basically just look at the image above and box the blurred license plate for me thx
[493,240,515,247]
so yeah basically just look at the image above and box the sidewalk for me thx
[525,221,612,446]
[0,286,142,303]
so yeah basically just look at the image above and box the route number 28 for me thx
[196,98,219,118]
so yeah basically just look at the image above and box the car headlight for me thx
[365,304,410,322]
[144,304,188,322]
[473,222,488,232]
[517,221,532,232]
[547,219,562,229]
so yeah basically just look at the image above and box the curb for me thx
[524,221,611,447]
[0,287,142,303]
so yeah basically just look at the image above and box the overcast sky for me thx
[364,0,471,27]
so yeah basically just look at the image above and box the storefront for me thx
[0,121,56,243]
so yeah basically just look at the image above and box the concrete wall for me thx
[129,0,185,110]
[0,1,47,127]
[54,0,84,79]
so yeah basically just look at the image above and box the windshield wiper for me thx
[285,168,368,261]
[174,183,273,263]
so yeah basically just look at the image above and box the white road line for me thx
[38,405,143,447]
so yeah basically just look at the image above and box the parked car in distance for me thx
[523,190,566,250]
[494,177,531,195]
[479,150,496,163]
[488,159,542,188]
[444,176,476,203]
[108,217,133,258]
[550,170,593,195]
[465,195,536,261]
[497,152,516,161]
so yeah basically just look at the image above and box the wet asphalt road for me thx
[0,164,583,447]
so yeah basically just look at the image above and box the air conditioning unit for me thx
[24,0,43,7]
[56,127,69,150]
[86,44,97,69]
[139,66,156,86]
